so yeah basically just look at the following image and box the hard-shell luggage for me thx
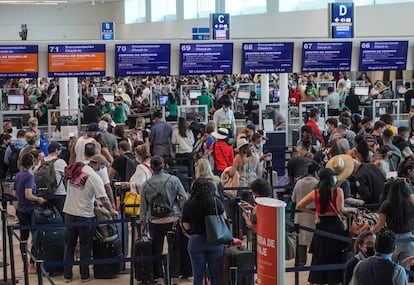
[134,236,154,283]
[222,246,255,285]
[92,238,123,279]
[31,205,64,275]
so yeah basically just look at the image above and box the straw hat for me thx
[212,128,229,140]
[376,81,389,93]
[325,154,354,181]
[235,138,250,150]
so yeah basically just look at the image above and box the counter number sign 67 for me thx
[303,43,313,50]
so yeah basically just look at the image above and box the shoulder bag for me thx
[205,194,233,245]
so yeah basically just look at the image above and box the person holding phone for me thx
[241,178,272,262]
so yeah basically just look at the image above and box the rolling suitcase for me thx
[93,238,123,279]
[31,204,65,275]
[134,236,154,283]
[222,246,255,285]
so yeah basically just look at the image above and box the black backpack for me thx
[35,158,60,196]
[6,144,20,177]
[148,176,173,218]
[124,154,138,181]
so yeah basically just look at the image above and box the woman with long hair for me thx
[172,117,195,179]
[372,178,414,264]
[182,179,225,285]
[194,158,224,201]
[343,230,375,285]
[297,168,357,285]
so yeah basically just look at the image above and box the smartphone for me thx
[114,182,122,187]
[238,202,250,214]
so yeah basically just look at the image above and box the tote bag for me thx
[205,196,233,245]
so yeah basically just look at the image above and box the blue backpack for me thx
[38,130,49,156]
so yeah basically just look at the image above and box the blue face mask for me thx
[332,176,337,185]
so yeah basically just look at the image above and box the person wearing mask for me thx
[0,134,12,179]
[166,92,178,121]
[305,108,325,147]
[63,154,118,283]
[327,86,340,116]
[4,129,27,176]
[213,95,236,138]
[393,126,414,160]
[42,142,67,216]
[113,96,125,124]
[139,156,187,285]
[211,128,234,176]
[149,110,173,166]
[108,141,137,182]
[181,179,225,285]
[35,96,48,126]
[98,120,118,159]
[197,87,214,112]
[13,153,46,273]
[343,231,376,285]
[382,129,402,171]
[345,87,361,114]
[296,168,358,285]
[350,231,407,285]
[74,123,101,163]
[372,178,414,264]
[83,96,100,124]
[172,117,195,179]
[291,161,320,266]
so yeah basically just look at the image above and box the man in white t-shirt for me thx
[74,122,101,162]
[63,155,118,283]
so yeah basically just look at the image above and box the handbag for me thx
[1,179,14,198]
[205,196,233,245]
[124,191,140,216]
[285,231,297,261]
[329,201,348,232]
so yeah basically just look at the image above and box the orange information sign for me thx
[0,45,38,77]
[255,197,286,285]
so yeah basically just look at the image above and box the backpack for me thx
[148,176,173,218]
[124,154,138,181]
[39,131,49,156]
[35,158,60,196]
[94,204,118,243]
[6,144,20,177]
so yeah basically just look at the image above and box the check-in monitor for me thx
[189,90,201,99]
[159,95,168,106]
[354,86,369,96]
[237,90,250,100]
[102,93,114,103]
[8,95,24,105]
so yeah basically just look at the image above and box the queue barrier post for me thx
[162,253,171,285]
[18,240,29,285]
[35,260,43,285]
[129,215,137,285]
[0,205,11,285]
[6,225,16,285]
[229,267,237,285]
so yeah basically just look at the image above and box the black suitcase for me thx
[93,238,123,279]
[31,205,65,275]
[222,246,255,285]
[134,236,154,283]
[32,227,65,275]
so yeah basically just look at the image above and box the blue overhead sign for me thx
[332,25,353,39]
[180,43,233,75]
[101,22,114,41]
[210,13,230,40]
[331,3,353,24]
[115,44,171,76]
[241,42,294,73]
[302,41,352,72]
[359,41,408,71]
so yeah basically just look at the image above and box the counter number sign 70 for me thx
[117,45,127,52]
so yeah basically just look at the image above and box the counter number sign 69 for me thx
[181,45,191,51]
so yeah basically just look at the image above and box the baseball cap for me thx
[87,122,101,132]
[48,142,62,153]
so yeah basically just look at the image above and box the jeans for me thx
[149,222,180,279]
[63,214,96,280]
[188,234,224,285]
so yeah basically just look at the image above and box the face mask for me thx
[100,101,105,106]
[307,91,312,95]
[332,176,337,185]
[6,128,12,134]
[365,246,375,257]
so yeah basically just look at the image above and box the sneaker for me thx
[81,277,92,283]
[64,278,72,283]
[172,277,180,285]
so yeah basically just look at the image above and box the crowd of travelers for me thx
[1,71,414,285]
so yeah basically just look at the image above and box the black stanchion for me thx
[6,226,16,285]
[0,205,12,285]
[35,260,43,285]
[116,185,127,272]
[18,240,29,285]
[230,267,237,285]
[129,215,136,285]
[161,253,170,285]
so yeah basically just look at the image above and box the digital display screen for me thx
[48,44,106,77]
[0,45,38,78]
[180,43,233,75]
[302,41,352,72]
[102,93,114,103]
[354,86,369,96]
[159,95,168,105]
[359,41,408,71]
[241,42,294,73]
[8,95,24,105]
[237,90,250,100]
[189,90,201,99]
[115,44,171,76]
